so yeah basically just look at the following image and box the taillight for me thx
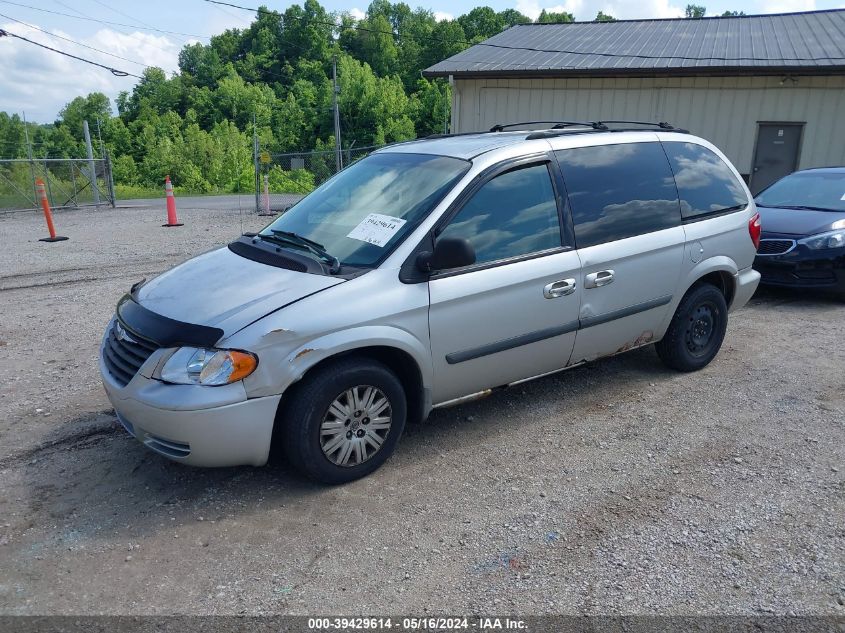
[748,212,761,250]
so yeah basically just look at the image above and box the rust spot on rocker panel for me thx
[615,331,654,354]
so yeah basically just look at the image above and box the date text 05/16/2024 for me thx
[307,617,528,631]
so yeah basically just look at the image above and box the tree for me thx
[3,0,589,195]
[408,79,450,137]
[721,10,745,16]
[57,93,111,138]
[685,4,706,17]
[336,54,415,146]
[595,11,617,22]
[458,7,505,41]
[498,9,531,27]
[537,10,574,23]
[346,13,399,77]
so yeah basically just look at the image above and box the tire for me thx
[279,357,407,484]
[656,283,728,372]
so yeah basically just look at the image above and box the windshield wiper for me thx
[255,231,341,274]
[759,204,841,212]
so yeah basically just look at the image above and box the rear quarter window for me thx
[555,142,681,249]
[662,142,748,220]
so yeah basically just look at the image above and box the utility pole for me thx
[332,55,342,173]
[252,112,260,214]
[83,120,100,206]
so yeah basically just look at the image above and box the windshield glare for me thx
[260,152,470,268]
[756,171,845,212]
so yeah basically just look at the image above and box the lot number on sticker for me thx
[347,213,407,247]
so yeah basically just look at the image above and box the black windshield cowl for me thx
[254,232,340,274]
[228,235,369,279]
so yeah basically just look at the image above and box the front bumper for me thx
[754,236,845,294]
[99,332,281,467]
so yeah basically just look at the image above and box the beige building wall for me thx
[450,75,845,178]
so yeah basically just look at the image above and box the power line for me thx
[0,27,141,77]
[0,11,152,68]
[0,0,210,39]
[86,0,166,33]
[205,0,845,63]
[85,0,195,48]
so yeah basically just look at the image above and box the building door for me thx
[750,123,803,194]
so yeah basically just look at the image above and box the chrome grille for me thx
[103,320,158,387]
[757,239,796,256]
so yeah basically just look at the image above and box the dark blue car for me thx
[754,167,845,297]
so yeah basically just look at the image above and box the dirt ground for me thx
[0,203,843,616]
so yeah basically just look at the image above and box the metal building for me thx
[423,9,845,193]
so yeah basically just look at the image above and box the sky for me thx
[1,0,843,123]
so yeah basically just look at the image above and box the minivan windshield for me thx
[258,152,470,268]
[756,171,845,212]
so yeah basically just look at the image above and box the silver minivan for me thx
[100,123,761,483]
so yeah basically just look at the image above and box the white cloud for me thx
[757,0,815,12]
[0,21,181,123]
[348,8,366,21]
[434,11,455,21]
[601,0,685,18]
[514,0,687,20]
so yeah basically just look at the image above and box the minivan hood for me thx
[136,246,344,335]
[756,204,845,237]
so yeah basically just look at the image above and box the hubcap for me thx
[685,302,717,356]
[320,385,392,467]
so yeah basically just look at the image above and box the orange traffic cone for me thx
[163,175,183,227]
[35,178,68,242]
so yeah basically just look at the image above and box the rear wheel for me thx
[279,358,406,484]
[656,283,728,372]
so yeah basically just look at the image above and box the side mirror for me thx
[416,236,476,273]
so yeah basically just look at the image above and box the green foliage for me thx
[595,11,617,22]
[537,9,575,23]
[721,10,745,16]
[267,166,315,193]
[0,0,477,193]
[685,4,707,17]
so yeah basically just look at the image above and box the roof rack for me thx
[426,120,688,142]
[489,121,599,132]
[594,120,688,132]
[525,120,688,139]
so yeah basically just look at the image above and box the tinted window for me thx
[556,142,681,248]
[663,142,748,219]
[439,163,561,266]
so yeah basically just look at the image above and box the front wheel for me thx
[279,358,407,484]
[656,283,728,372]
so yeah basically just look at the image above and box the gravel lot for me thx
[0,201,843,616]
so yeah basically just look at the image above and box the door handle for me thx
[584,269,614,289]
[543,278,576,299]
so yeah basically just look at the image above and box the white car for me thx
[100,122,761,483]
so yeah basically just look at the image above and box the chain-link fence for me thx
[255,145,383,214]
[0,158,114,214]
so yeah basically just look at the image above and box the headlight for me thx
[159,347,258,386]
[800,229,845,250]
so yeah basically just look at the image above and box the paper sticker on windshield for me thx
[841,193,845,200]
[347,213,407,247]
